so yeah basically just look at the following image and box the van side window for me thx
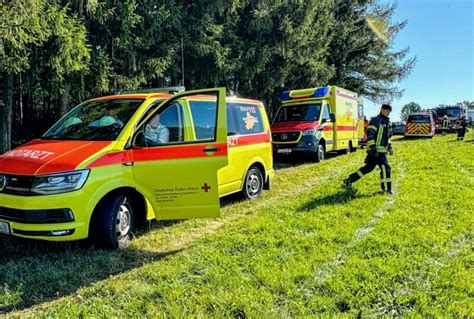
[322,104,331,120]
[144,102,184,146]
[188,100,218,140]
[231,103,265,135]
[137,100,165,126]
[227,105,239,136]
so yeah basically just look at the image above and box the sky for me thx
[365,0,473,121]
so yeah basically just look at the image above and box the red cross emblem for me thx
[201,183,211,192]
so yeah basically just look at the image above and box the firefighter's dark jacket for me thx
[367,114,392,153]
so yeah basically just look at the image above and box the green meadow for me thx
[1,135,472,317]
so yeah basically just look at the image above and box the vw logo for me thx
[281,133,288,140]
[0,175,6,192]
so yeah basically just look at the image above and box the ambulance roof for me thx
[280,85,357,103]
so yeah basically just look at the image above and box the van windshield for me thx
[274,103,321,123]
[408,115,430,123]
[42,99,144,141]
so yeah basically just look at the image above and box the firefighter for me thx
[456,116,468,141]
[442,115,449,136]
[344,104,393,194]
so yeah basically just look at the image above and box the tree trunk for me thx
[0,73,13,154]
[19,73,23,124]
[60,86,70,117]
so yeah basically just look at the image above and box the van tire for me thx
[242,167,264,200]
[315,144,325,163]
[92,194,135,250]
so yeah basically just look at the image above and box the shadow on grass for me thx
[0,190,257,314]
[392,136,434,142]
[0,232,183,313]
[297,188,380,212]
[219,192,247,208]
[274,151,346,170]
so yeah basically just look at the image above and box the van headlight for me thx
[31,170,90,195]
[302,130,316,136]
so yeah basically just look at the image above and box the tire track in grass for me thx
[167,165,360,249]
[382,152,474,316]
[14,155,363,316]
[453,162,474,181]
[316,139,472,316]
[391,232,472,317]
[311,160,407,286]
[132,157,362,251]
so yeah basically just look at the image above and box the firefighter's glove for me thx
[388,143,393,156]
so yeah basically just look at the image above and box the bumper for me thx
[273,136,319,155]
[404,133,434,138]
[0,189,97,241]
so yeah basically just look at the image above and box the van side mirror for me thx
[330,113,336,122]
[321,118,328,124]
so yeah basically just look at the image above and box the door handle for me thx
[203,148,220,153]
[122,161,134,166]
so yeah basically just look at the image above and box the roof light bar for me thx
[280,86,330,101]
[113,86,186,95]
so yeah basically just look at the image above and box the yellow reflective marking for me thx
[376,125,384,146]
[381,165,388,190]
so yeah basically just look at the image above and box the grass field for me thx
[1,134,473,317]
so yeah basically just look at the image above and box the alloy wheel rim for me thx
[247,173,261,197]
[116,203,131,239]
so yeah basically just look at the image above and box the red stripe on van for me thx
[229,132,271,147]
[336,126,357,131]
[87,143,228,168]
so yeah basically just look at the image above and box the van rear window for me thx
[408,115,430,123]
[229,103,265,135]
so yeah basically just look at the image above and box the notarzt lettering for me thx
[4,150,55,160]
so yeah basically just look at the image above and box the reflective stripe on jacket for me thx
[367,114,391,153]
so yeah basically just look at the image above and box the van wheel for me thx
[92,195,135,249]
[242,167,264,200]
[315,144,325,162]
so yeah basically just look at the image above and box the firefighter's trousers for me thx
[348,153,392,192]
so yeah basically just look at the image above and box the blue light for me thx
[312,86,330,98]
[280,91,291,101]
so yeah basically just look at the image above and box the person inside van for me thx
[145,113,170,145]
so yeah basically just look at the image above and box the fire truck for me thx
[433,103,467,132]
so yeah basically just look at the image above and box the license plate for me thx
[0,221,10,235]
[277,148,292,154]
